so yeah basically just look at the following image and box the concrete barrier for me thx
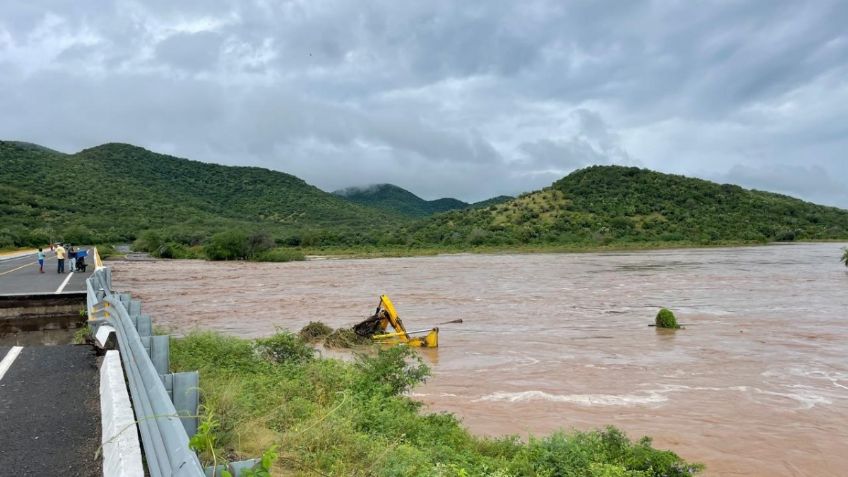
[100,350,144,477]
[96,325,117,350]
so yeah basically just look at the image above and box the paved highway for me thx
[0,250,94,295]
[0,345,101,476]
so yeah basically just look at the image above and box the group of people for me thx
[37,243,87,274]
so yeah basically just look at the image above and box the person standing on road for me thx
[37,248,45,273]
[56,243,66,273]
[68,245,77,272]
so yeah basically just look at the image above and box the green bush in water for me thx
[324,328,371,348]
[656,308,679,329]
[299,321,333,342]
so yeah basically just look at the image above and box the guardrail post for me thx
[102,267,112,289]
[136,314,153,337]
[104,296,204,476]
[87,268,205,477]
[128,299,142,318]
[161,372,200,437]
[141,335,170,375]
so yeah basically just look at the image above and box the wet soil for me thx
[112,243,848,476]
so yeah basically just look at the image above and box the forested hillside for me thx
[399,166,848,247]
[0,141,397,247]
[3,141,847,251]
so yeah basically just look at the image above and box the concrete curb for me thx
[100,350,144,477]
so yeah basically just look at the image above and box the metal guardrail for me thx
[87,265,205,477]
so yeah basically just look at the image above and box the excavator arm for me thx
[353,295,439,348]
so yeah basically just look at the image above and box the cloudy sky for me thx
[2,1,847,206]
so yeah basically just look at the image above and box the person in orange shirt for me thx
[55,244,67,273]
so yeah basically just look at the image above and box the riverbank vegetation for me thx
[171,331,703,476]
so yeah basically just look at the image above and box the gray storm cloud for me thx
[1,0,846,205]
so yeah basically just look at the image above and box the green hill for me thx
[469,195,513,209]
[401,165,848,247]
[0,141,398,247]
[334,184,513,218]
[334,183,469,218]
[4,142,846,252]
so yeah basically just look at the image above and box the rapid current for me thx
[113,243,848,476]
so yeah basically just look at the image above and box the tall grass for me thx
[171,331,703,476]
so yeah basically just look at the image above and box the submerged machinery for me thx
[353,295,439,348]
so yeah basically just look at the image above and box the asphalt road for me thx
[0,345,101,476]
[0,250,93,296]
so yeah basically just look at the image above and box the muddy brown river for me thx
[112,243,848,476]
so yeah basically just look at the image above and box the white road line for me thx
[56,271,74,294]
[0,262,32,277]
[0,346,24,382]
[0,254,35,263]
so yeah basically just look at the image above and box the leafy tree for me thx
[205,230,249,260]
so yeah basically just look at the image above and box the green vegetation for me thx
[655,309,679,329]
[841,247,848,267]
[0,140,397,248]
[400,166,848,248]
[470,195,514,209]
[171,331,702,476]
[252,248,306,263]
[298,321,334,342]
[72,324,92,344]
[323,328,372,348]
[95,243,120,259]
[3,140,847,256]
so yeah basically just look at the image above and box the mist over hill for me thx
[333,183,506,218]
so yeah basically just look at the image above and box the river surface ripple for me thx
[113,243,848,476]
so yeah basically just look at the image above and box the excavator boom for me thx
[353,295,439,348]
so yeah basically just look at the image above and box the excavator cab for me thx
[353,295,439,348]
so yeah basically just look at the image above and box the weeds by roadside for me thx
[171,331,703,476]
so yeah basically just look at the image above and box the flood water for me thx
[112,243,848,476]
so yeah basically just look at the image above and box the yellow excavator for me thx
[353,295,439,347]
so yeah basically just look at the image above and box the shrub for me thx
[842,247,848,267]
[153,241,191,259]
[95,244,118,259]
[205,230,250,260]
[299,321,333,342]
[246,231,275,257]
[133,230,163,252]
[169,331,267,374]
[324,328,372,348]
[774,229,797,241]
[655,308,679,329]
[252,247,306,262]
[256,330,315,364]
[354,346,430,396]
